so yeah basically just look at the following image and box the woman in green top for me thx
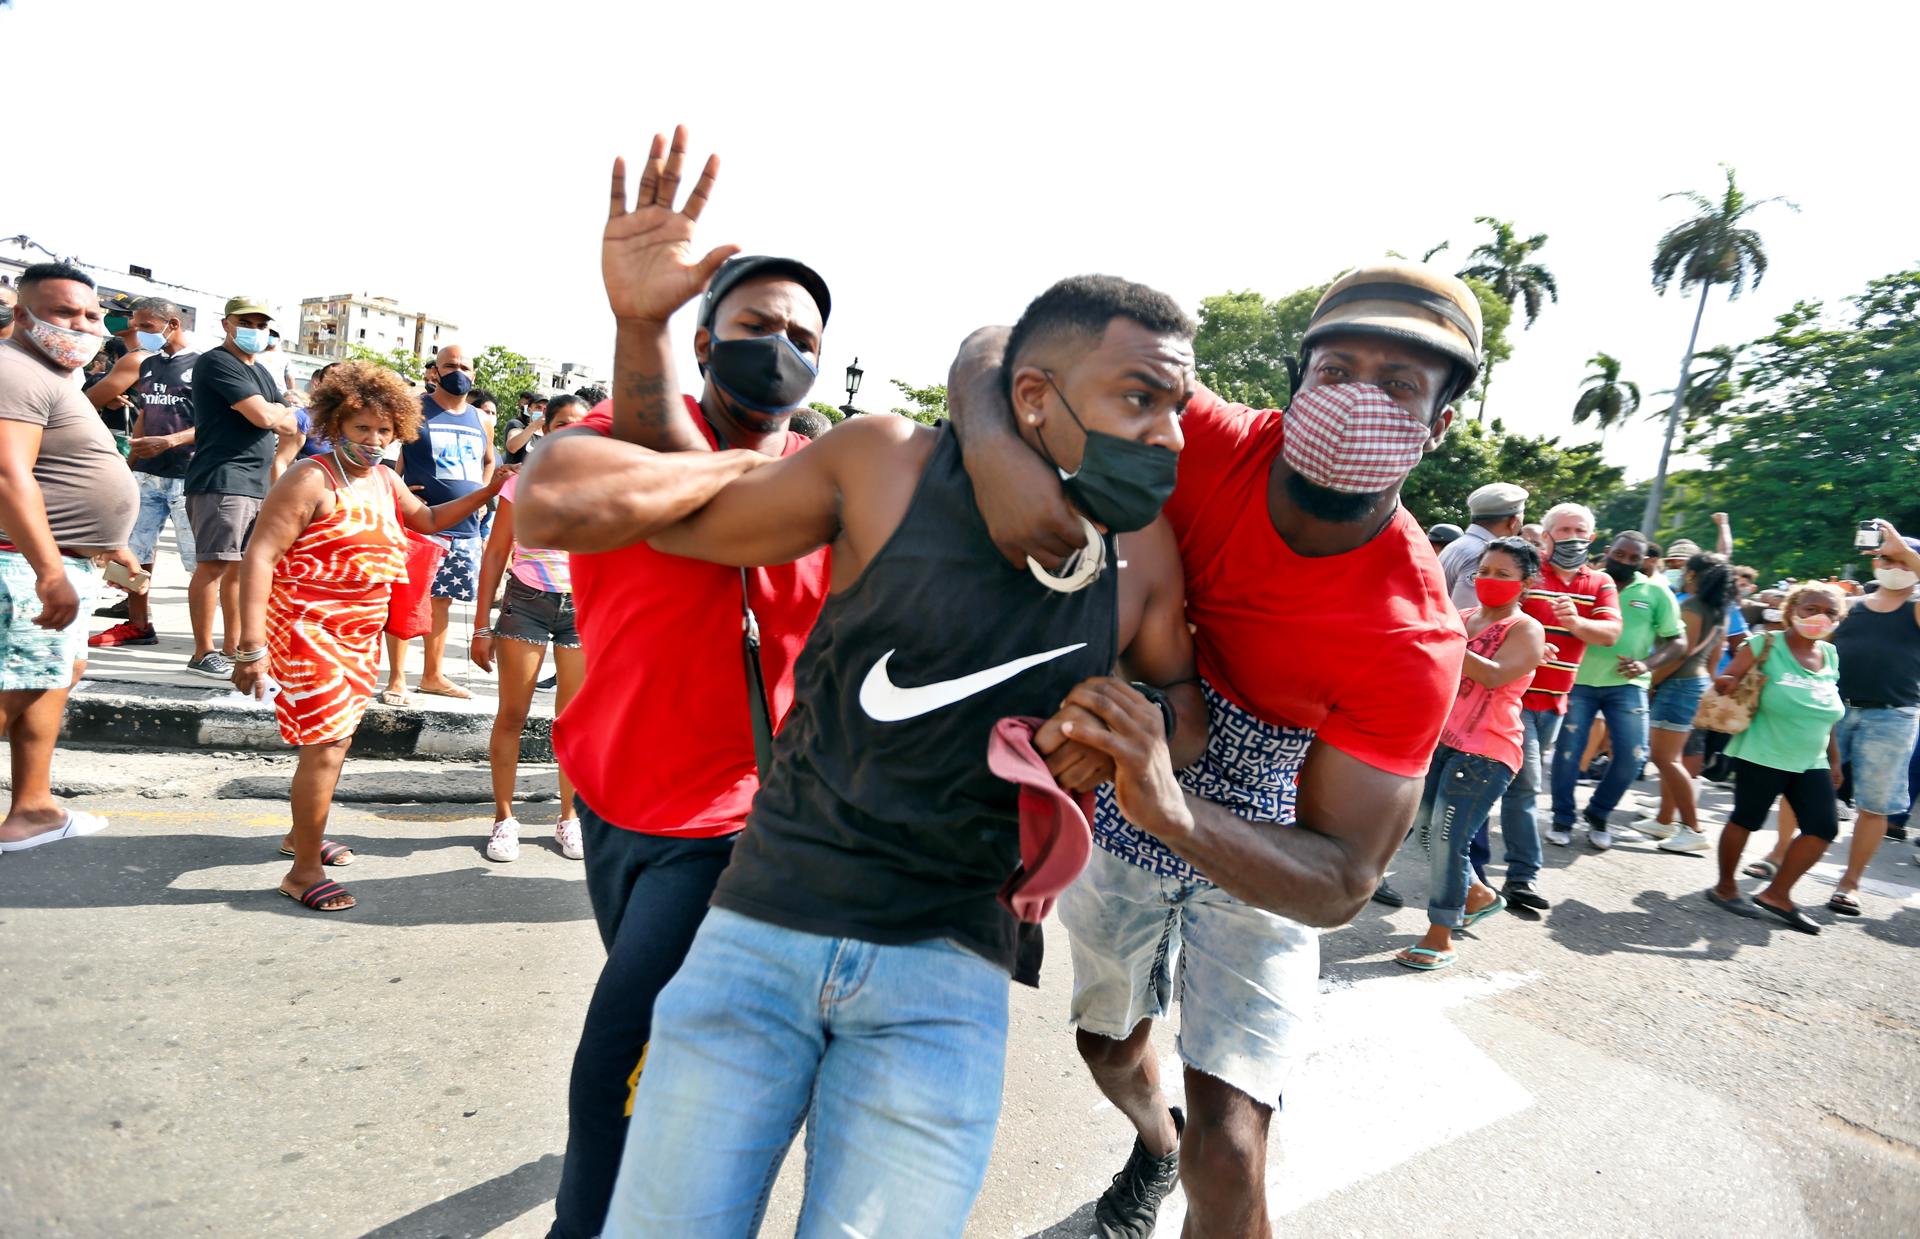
[1705,581,1847,934]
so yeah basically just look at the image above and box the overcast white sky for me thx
[9,0,1915,481]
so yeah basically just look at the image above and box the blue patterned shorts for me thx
[431,535,482,602]
[0,552,100,691]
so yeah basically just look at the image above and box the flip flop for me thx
[377,690,411,707]
[1462,893,1508,928]
[1826,891,1862,917]
[279,879,355,912]
[0,809,110,853]
[1752,898,1820,935]
[1704,888,1759,919]
[1395,946,1455,971]
[279,839,355,866]
[1743,860,1779,880]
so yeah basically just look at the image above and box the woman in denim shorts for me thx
[469,399,588,863]
[1825,524,1920,915]
[1638,553,1735,853]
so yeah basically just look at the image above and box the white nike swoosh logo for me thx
[858,643,1088,723]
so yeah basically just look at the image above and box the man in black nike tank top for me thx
[587,270,1208,1238]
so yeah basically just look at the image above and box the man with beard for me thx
[946,261,1472,1238]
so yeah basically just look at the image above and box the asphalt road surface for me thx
[2,748,1917,1237]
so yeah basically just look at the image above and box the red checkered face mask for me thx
[1282,383,1432,494]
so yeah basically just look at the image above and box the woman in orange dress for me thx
[233,362,508,912]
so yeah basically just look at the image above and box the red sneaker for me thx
[88,622,158,648]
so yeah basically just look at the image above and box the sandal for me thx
[416,683,472,700]
[1827,891,1862,917]
[279,839,355,866]
[1462,893,1508,929]
[1705,888,1759,919]
[279,879,355,912]
[1743,860,1779,880]
[1753,897,1820,935]
[1395,946,1455,971]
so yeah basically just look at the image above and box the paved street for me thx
[3,747,1917,1237]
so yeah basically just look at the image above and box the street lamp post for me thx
[840,356,863,418]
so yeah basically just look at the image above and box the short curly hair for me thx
[308,361,425,445]
[1780,579,1849,629]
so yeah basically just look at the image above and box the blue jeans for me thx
[1834,705,1920,817]
[1478,708,1561,882]
[129,473,196,569]
[1422,746,1516,928]
[602,908,1010,1238]
[1552,683,1650,827]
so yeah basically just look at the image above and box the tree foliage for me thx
[1401,417,1626,531]
[1459,217,1559,327]
[889,379,948,425]
[472,344,538,411]
[1571,352,1640,440]
[808,401,847,425]
[1193,284,1327,409]
[1683,268,1920,579]
[344,343,424,382]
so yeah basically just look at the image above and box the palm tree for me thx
[1650,344,1745,448]
[1643,165,1796,532]
[1458,217,1558,419]
[1571,352,1640,441]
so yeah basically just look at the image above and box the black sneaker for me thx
[94,597,130,619]
[1094,1106,1184,1239]
[1888,822,1909,842]
[1370,879,1405,908]
[1502,880,1550,911]
[535,674,557,692]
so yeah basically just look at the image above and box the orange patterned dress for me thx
[266,457,411,746]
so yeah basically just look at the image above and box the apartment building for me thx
[297,294,458,361]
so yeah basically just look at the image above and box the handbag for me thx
[1693,631,1771,735]
[385,484,448,639]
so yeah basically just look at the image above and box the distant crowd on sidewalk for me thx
[1,124,1916,1239]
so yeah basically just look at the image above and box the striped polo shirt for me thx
[1520,563,1620,714]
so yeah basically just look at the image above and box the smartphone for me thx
[102,560,151,595]
[1855,520,1884,550]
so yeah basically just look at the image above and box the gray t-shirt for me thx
[0,337,138,551]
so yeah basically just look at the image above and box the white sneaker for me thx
[1546,827,1573,847]
[556,817,584,861]
[1631,815,1681,842]
[1659,826,1711,853]
[1589,827,1614,851]
[486,817,522,863]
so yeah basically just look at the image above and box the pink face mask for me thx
[1792,614,1837,640]
[1282,382,1432,494]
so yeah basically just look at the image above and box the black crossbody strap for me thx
[704,413,778,778]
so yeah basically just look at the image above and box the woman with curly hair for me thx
[1704,579,1848,934]
[233,361,508,912]
[1635,551,1736,853]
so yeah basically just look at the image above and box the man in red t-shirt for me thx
[513,134,836,1239]
[949,261,1473,1238]
[1470,501,1622,909]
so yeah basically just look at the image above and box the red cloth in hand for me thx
[989,716,1094,924]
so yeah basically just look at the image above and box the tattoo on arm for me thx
[623,371,671,427]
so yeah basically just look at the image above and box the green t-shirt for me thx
[1726,634,1843,772]
[1575,577,1684,689]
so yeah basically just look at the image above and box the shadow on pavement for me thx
[1544,888,1786,960]
[359,1153,562,1239]
[1858,904,1920,949]
[1025,1198,1100,1239]
[0,832,593,927]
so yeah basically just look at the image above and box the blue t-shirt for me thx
[401,395,489,537]
[1717,602,1749,674]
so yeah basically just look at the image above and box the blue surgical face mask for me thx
[1665,567,1685,589]
[232,326,270,354]
[135,329,169,351]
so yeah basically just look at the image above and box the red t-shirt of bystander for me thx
[1161,387,1466,779]
[1518,563,1619,714]
[553,397,831,836]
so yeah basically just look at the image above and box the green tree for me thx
[472,344,537,410]
[808,401,847,425]
[1459,276,1513,412]
[1690,269,1920,579]
[1643,163,1797,533]
[344,343,424,383]
[1401,416,1627,529]
[1571,352,1641,441]
[1458,217,1557,418]
[1650,343,1744,450]
[889,379,948,425]
[1192,284,1327,408]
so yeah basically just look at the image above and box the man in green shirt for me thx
[1549,531,1686,848]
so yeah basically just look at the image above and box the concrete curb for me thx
[63,678,551,762]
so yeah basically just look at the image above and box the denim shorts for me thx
[129,473,195,569]
[0,552,99,690]
[1649,674,1709,733]
[1058,844,1317,1108]
[1835,705,1920,816]
[494,576,578,648]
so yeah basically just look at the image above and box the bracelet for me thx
[231,647,268,664]
[472,628,494,638]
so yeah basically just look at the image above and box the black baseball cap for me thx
[698,255,831,333]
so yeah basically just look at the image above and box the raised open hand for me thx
[603,125,742,324]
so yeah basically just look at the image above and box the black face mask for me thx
[706,334,819,414]
[436,370,473,397]
[1604,559,1639,587]
[1033,373,1178,534]
[0,303,12,330]
[1549,537,1591,570]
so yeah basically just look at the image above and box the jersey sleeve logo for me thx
[858,643,1087,723]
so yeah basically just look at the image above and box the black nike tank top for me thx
[711,422,1118,975]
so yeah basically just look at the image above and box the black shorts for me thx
[494,576,579,648]
[1729,757,1839,841]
